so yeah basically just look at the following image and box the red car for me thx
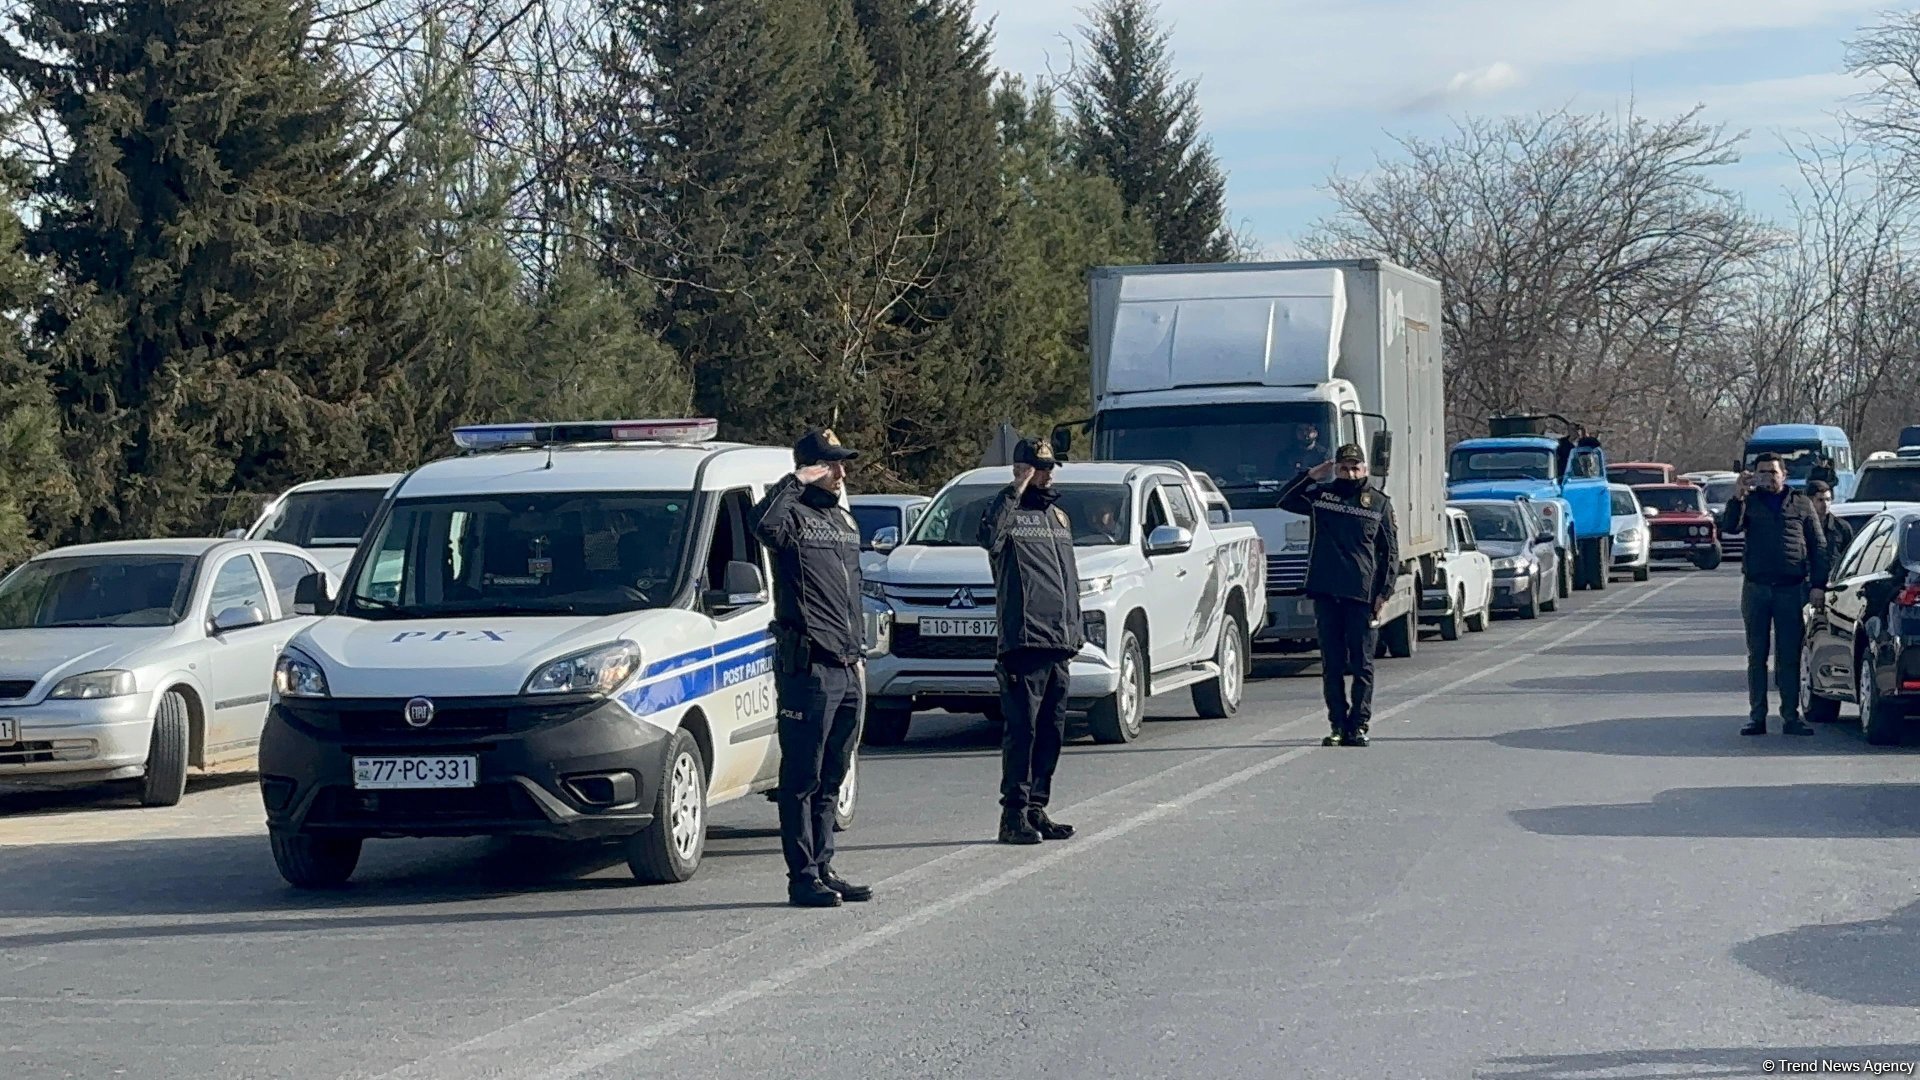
[1609,461,1676,487]
[1633,483,1722,570]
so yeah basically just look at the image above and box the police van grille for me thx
[0,680,34,700]
[891,625,998,661]
[1266,554,1309,594]
[279,697,599,736]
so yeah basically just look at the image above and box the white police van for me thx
[260,419,874,888]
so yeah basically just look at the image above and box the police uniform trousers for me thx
[997,647,1073,810]
[1313,597,1377,734]
[774,653,862,884]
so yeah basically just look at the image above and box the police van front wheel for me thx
[1089,630,1146,744]
[861,705,913,747]
[627,730,707,884]
[270,829,362,889]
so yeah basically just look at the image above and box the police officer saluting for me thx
[979,437,1082,845]
[1279,444,1399,747]
[750,428,872,908]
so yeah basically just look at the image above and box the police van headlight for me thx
[274,650,330,699]
[861,580,889,601]
[1079,575,1114,598]
[525,641,642,696]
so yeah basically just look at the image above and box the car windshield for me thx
[1449,449,1554,482]
[850,505,900,548]
[343,492,694,619]
[0,554,198,629]
[1702,479,1737,505]
[1460,504,1527,542]
[1637,488,1705,514]
[251,487,389,548]
[1745,443,1825,481]
[1609,466,1668,487]
[1610,490,1639,516]
[1850,467,1920,503]
[910,484,1134,547]
[1093,401,1339,509]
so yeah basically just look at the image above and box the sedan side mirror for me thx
[1536,530,1555,544]
[210,605,268,635]
[293,572,335,616]
[1145,525,1194,557]
[871,526,900,554]
[707,561,768,612]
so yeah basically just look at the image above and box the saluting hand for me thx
[1012,463,1034,493]
[1309,461,1337,483]
[796,464,833,485]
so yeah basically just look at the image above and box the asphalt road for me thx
[3,568,1918,1080]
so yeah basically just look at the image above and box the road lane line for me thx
[376,576,1685,1080]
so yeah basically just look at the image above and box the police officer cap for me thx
[1014,437,1060,469]
[1335,443,1366,464]
[794,427,859,467]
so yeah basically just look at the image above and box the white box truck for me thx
[1065,259,1447,655]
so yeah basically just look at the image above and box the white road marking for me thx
[376,577,1684,1080]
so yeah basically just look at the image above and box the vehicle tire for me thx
[138,690,191,808]
[1381,608,1416,659]
[1541,579,1558,612]
[1088,629,1146,744]
[832,753,857,832]
[1464,594,1489,633]
[1558,553,1573,598]
[1518,581,1540,620]
[1192,613,1246,719]
[1800,640,1841,724]
[269,828,362,889]
[1694,549,1723,571]
[1437,589,1463,641]
[1858,652,1902,746]
[627,729,707,883]
[860,704,913,747]
[1633,564,1650,582]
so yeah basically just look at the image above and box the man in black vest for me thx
[751,428,873,908]
[979,437,1084,845]
[1722,452,1830,737]
[1279,444,1399,747]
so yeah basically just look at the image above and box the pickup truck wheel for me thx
[1464,594,1489,632]
[1089,630,1145,744]
[1381,608,1416,659]
[1437,589,1463,641]
[860,705,913,747]
[1192,614,1246,719]
[1800,640,1841,723]
[137,689,191,808]
[1859,655,1902,746]
[626,729,706,883]
[270,828,362,889]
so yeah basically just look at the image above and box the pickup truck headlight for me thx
[1079,575,1114,598]
[1083,609,1107,649]
[525,641,641,696]
[274,650,330,699]
[49,670,137,700]
[860,580,889,601]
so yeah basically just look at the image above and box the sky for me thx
[975,0,1891,256]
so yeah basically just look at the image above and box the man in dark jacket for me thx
[978,437,1084,845]
[1722,453,1830,737]
[750,427,872,908]
[1807,480,1854,556]
[1279,444,1399,747]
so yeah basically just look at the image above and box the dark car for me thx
[1633,483,1721,570]
[1452,498,1558,619]
[1801,508,1920,744]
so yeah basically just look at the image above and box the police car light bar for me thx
[451,419,719,451]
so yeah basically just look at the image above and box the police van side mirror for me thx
[871,526,900,553]
[293,572,335,616]
[707,561,768,612]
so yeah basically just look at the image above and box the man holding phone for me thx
[1722,453,1829,737]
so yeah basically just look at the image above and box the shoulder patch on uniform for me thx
[1359,491,1376,508]
[1051,507,1070,527]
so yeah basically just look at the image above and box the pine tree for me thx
[1066,0,1234,264]
[0,165,76,566]
[1,0,424,540]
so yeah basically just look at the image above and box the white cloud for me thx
[1403,61,1525,112]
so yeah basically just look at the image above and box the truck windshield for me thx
[1460,504,1527,542]
[342,492,694,618]
[1744,443,1824,481]
[1449,449,1554,482]
[1851,467,1920,503]
[0,554,198,629]
[251,487,389,548]
[1092,402,1339,509]
[909,484,1134,547]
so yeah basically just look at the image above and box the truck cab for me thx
[1447,418,1614,591]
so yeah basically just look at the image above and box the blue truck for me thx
[1447,414,1615,592]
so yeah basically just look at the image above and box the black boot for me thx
[1740,717,1767,736]
[1028,807,1074,840]
[1345,727,1370,747]
[998,806,1042,845]
[788,877,843,908]
[1322,725,1343,747]
[1781,717,1815,736]
[820,868,873,902]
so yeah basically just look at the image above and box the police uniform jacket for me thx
[750,475,864,664]
[978,485,1086,657]
[1278,471,1399,606]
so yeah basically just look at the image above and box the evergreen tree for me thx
[1,0,423,540]
[1067,0,1234,264]
[0,166,76,566]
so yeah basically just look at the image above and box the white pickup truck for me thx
[861,462,1266,746]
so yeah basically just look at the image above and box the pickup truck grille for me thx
[1266,554,1309,594]
[0,680,35,700]
[892,625,998,661]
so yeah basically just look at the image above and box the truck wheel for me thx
[1859,656,1902,746]
[832,754,857,832]
[1192,614,1246,719]
[1089,630,1146,744]
[861,705,913,747]
[1800,641,1841,724]
[138,690,191,807]
[627,729,707,883]
[1438,589,1463,641]
[1594,539,1612,589]
[269,828,362,889]
[1381,608,1416,659]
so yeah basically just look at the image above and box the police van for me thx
[259,419,876,888]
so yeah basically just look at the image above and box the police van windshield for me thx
[1851,466,1920,503]
[910,484,1134,547]
[342,492,694,618]
[252,488,388,548]
[1449,449,1554,482]
[1092,401,1340,509]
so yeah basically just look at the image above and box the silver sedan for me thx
[0,539,333,806]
